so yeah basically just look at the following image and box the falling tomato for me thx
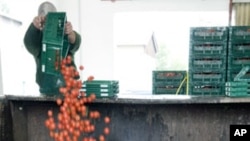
[103,127,110,135]
[79,65,84,71]
[104,116,111,124]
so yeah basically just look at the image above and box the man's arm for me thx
[23,23,42,57]
[64,21,81,54]
[68,31,81,54]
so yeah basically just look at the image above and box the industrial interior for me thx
[1,0,250,141]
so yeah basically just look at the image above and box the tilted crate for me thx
[41,12,69,75]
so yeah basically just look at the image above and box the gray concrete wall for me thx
[7,98,250,141]
[0,96,13,141]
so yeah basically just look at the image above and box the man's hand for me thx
[33,16,46,30]
[65,22,76,44]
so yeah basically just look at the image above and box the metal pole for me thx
[229,0,233,26]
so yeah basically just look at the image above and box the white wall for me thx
[0,0,230,95]
[78,0,229,81]
[115,45,155,93]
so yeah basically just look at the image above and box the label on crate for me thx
[100,89,108,92]
[100,93,109,97]
[100,84,108,88]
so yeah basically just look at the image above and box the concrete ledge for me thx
[5,94,250,104]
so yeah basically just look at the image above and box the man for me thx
[24,1,81,95]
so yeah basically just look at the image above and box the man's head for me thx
[38,1,57,16]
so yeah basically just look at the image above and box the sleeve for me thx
[68,31,81,55]
[23,23,42,57]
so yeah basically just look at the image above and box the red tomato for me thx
[48,110,53,117]
[103,127,110,135]
[79,65,84,70]
[87,75,94,81]
[104,116,111,124]
[56,98,62,106]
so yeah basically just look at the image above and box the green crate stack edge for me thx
[188,27,228,96]
[152,71,187,95]
[41,12,69,76]
[226,26,250,97]
[81,80,119,98]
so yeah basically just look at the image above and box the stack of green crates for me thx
[226,26,250,97]
[81,80,119,98]
[227,26,250,82]
[226,66,250,97]
[188,27,228,95]
[152,71,187,95]
[225,81,250,97]
[41,12,69,75]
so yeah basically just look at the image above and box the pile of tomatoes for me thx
[44,56,111,141]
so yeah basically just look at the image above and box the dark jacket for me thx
[23,23,81,94]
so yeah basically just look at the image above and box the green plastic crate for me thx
[225,87,250,92]
[189,70,226,83]
[41,12,69,75]
[233,66,250,82]
[229,26,250,41]
[190,26,228,42]
[82,80,119,88]
[188,82,225,96]
[152,71,187,82]
[42,12,69,57]
[80,88,119,98]
[153,86,186,95]
[225,81,250,97]
[42,12,66,45]
[153,81,186,87]
[227,69,250,82]
[227,55,250,70]
[82,80,119,98]
[225,81,249,87]
[189,41,227,56]
[152,71,187,95]
[189,55,226,71]
[228,41,250,56]
[82,87,119,93]
[225,91,250,97]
